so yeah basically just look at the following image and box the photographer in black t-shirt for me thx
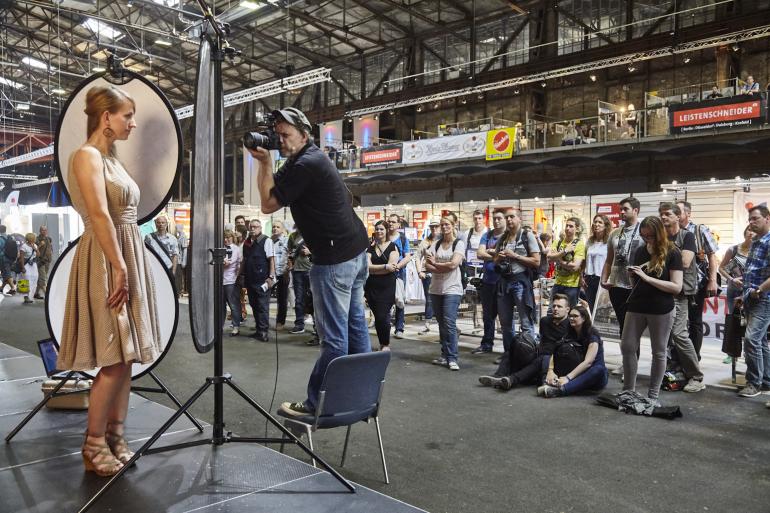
[246,107,370,417]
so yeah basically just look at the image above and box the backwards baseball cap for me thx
[271,107,313,132]
[429,217,441,226]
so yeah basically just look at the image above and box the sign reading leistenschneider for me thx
[669,94,766,134]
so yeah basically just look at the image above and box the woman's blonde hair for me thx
[25,233,36,244]
[84,85,135,157]
[639,216,673,277]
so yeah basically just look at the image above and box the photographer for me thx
[493,209,540,356]
[246,107,370,417]
[547,217,585,306]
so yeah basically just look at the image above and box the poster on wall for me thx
[485,127,517,161]
[174,208,190,237]
[733,191,768,242]
[403,132,486,165]
[365,211,381,235]
[596,203,622,227]
[412,210,429,232]
[533,207,549,234]
[319,120,344,150]
[669,94,766,134]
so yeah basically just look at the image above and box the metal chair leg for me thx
[341,425,352,467]
[374,417,389,484]
[306,425,316,468]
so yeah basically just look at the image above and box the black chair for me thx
[278,351,391,483]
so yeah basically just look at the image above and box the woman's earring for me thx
[103,127,116,138]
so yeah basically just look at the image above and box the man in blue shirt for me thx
[738,205,770,399]
[472,210,505,353]
[388,213,411,339]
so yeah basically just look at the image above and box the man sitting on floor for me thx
[478,294,570,390]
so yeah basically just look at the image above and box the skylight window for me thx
[82,18,124,41]
[0,77,25,90]
[151,0,181,6]
[21,56,52,70]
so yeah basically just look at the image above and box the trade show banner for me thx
[318,120,344,149]
[402,132,486,165]
[361,144,403,167]
[412,210,429,232]
[174,207,190,236]
[669,94,766,134]
[733,191,768,242]
[353,115,379,148]
[596,203,622,227]
[485,127,517,161]
[365,211,381,234]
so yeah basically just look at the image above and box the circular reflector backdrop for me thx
[45,239,178,380]
[55,71,182,225]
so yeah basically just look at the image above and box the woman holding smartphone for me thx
[620,216,683,402]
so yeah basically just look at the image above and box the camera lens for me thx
[243,131,269,150]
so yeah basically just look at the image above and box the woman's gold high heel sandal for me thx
[82,434,124,477]
[105,421,135,465]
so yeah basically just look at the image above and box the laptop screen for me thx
[37,339,60,377]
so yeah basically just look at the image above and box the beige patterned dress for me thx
[57,151,161,371]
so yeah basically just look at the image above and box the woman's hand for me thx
[108,263,129,310]
[556,376,570,386]
[732,277,743,288]
[545,370,558,386]
[627,265,648,281]
[386,263,398,273]
[418,271,426,280]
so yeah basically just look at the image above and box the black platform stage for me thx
[0,342,424,513]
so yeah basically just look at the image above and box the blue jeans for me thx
[743,295,770,387]
[480,281,500,350]
[292,270,310,329]
[305,251,371,410]
[223,283,242,328]
[422,275,433,320]
[431,294,461,363]
[551,284,580,307]
[497,281,535,353]
[395,303,405,332]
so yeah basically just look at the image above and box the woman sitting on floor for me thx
[538,304,608,398]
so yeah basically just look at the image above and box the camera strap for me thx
[618,223,640,262]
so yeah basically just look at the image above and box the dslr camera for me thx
[242,113,280,151]
[494,261,515,277]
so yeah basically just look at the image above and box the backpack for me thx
[2,235,18,261]
[510,331,538,371]
[434,238,468,289]
[693,224,722,295]
[553,337,584,377]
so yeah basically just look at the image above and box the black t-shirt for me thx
[271,143,368,265]
[538,315,569,355]
[626,245,683,315]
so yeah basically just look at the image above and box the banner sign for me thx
[412,210,429,232]
[485,127,517,161]
[403,132,486,165]
[669,94,766,134]
[365,211,381,234]
[596,203,622,227]
[361,144,403,167]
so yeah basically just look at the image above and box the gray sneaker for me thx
[448,361,460,371]
[478,375,497,387]
[683,379,706,393]
[394,330,405,339]
[739,383,761,397]
[431,356,448,366]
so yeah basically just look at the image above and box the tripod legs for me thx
[145,371,204,433]
[5,370,79,443]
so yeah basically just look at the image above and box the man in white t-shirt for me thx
[223,230,243,336]
[241,219,275,341]
[465,209,488,278]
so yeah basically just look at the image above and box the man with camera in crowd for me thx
[493,208,540,355]
[246,107,370,417]
[241,219,275,342]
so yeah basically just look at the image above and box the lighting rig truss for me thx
[346,24,770,118]
[0,68,331,169]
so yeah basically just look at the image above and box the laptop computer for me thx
[36,338,61,378]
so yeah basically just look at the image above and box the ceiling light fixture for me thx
[541,81,547,87]
[589,74,597,82]
[92,66,106,72]
[155,38,172,47]
[240,0,260,8]
[628,64,636,72]
[51,87,66,95]
[683,56,691,63]
[15,103,30,111]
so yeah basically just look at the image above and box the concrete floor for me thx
[1,293,769,513]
